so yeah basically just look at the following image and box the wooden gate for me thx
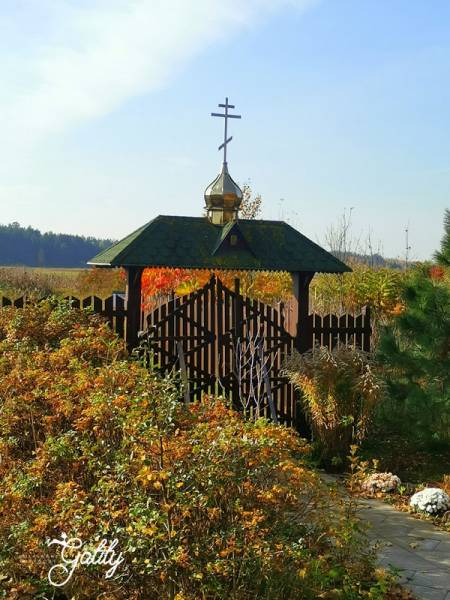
[144,276,297,426]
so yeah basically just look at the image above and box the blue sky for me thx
[0,0,449,260]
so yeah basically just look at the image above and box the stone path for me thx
[320,475,450,599]
[359,498,450,600]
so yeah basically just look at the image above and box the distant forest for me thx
[332,251,404,270]
[0,222,115,268]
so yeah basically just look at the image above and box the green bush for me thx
[310,266,404,317]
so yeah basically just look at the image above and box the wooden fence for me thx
[0,286,372,428]
[0,293,129,340]
[311,309,371,352]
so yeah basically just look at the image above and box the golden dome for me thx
[204,163,243,225]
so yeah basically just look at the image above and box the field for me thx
[0,265,125,298]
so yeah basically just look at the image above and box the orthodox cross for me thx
[211,97,241,165]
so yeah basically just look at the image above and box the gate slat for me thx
[217,279,224,395]
[182,295,190,399]
[210,277,217,396]
[195,284,203,401]
[224,284,231,398]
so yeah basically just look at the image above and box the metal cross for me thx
[211,97,241,165]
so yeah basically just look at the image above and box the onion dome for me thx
[204,162,243,226]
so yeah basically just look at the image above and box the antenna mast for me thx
[405,226,411,269]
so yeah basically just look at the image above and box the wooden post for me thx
[363,306,371,352]
[286,277,298,338]
[291,271,314,438]
[125,266,143,352]
[291,271,314,353]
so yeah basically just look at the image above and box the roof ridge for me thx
[156,215,289,225]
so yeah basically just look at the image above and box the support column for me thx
[125,266,144,352]
[291,271,314,353]
[291,271,314,439]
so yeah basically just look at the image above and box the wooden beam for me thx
[291,271,315,353]
[125,266,144,352]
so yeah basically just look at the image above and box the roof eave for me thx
[86,260,351,273]
[86,261,114,267]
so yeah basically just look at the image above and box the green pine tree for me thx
[434,208,450,266]
[377,268,450,445]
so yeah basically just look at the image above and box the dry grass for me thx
[0,266,125,299]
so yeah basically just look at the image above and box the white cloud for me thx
[0,0,317,148]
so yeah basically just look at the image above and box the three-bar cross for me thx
[211,97,241,165]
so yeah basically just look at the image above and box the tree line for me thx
[0,222,114,268]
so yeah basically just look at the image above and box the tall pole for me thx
[405,226,411,270]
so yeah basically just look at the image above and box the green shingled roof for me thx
[88,215,351,273]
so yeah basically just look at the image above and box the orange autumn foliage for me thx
[0,299,391,599]
[141,267,293,310]
[429,265,446,281]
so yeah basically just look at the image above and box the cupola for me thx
[204,162,243,225]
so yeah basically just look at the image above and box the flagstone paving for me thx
[360,498,450,600]
[320,475,450,599]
